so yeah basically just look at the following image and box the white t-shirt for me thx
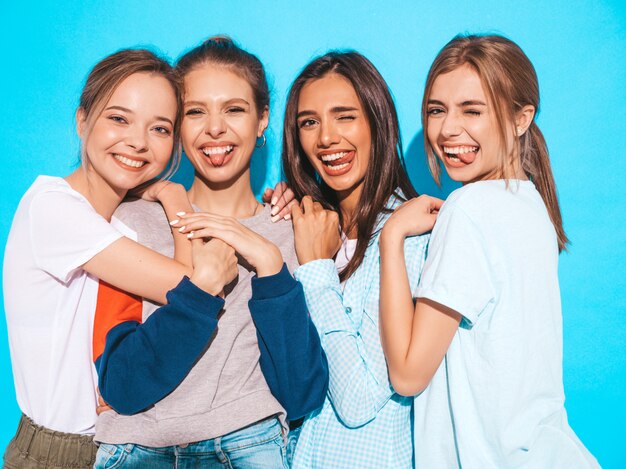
[414,180,599,469]
[334,234,357,273]
[3,176,127,435]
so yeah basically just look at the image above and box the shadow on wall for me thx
[405,130,460,199]
[172,145,270,196]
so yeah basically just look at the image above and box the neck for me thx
[188,168,260,218]
[65,166,126,221]
[337,184,362,239]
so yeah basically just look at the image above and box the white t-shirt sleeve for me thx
[29,189,124,283]
[416,204,496,328]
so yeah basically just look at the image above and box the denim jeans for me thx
[94,417,288,469]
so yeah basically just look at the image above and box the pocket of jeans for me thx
[271,434,290,469]
[94,444,130,469]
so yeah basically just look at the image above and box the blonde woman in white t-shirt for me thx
[2,49,243,469]
[378,34,599,468]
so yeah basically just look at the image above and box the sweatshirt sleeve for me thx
[249,264,329,420]
[95,277,224,415]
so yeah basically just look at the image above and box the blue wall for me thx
[1,1,624,467]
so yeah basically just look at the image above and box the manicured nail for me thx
[271,196,278,206]
[270,205,280,216]
[169,219,179,226]
[187,231,194,238]
[178,226,186,233]
[283,214,291,221]
[271,215,280,223]
[176,211,186,217]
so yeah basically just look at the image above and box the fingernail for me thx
[176,211,186,217]
[187,231,194,238]
[270,205,279,216]
[283,214,291,221]
[178,226,186,233]
[271,215,280,223]
[271,196,278,206]
[169,219,179,226]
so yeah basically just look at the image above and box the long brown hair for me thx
[422,34,568,251]
[283,51,417,280]
[79,49,182,180]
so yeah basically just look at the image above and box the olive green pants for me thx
[3,414,97,469]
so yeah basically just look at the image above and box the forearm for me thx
[96,277,224,414]
[379,233,417,388]
[157,184,193,267]
[250,265,329,419]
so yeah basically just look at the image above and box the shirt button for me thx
[346,307,352,314]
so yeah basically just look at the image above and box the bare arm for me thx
[85,182,194,304]
[379,195,460,396]
[379,231,460,396]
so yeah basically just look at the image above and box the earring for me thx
[256,134,266,149]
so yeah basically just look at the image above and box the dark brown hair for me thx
[283,51,417,280]
[79,49,182,179]
[176,35,269,115]
[422,34,568,251]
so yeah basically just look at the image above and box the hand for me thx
[176,214,283,278]
[262,181,298,222]
[135,180,186,203]
[96,389,113,416]
[292,196,342,264]
[189,238,239,295]
[381,195,443,242]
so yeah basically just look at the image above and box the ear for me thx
[515,105,535,137]
[76,108,87,139]
[257,106,269,137]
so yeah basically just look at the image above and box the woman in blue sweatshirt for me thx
[92,37,328,468]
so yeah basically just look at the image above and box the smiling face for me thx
[80,72,177,192]
[181,64,268,185]
[426,64,506,184]
[297,73,371,200]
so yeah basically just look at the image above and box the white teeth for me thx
[202,145,233,156]
[114,154,145,168]
[443,145,478,154]
[331,162,349,170]
[320,151,347,162]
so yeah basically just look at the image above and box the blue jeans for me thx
[94,417,288,469]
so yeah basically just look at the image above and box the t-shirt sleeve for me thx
[415,204,496,328]
[29,189,123,283]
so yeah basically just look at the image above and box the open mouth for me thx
[201,145,235,167]
[442,145,479,166]
[318,150,355,174]
[113,153,147,170]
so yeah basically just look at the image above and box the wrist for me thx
[255,245,283,277]
[190,269,223,295]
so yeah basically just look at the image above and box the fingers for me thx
[271,186,296,222]
[261,187,274,204]
[290,200,304,223]
[271,181,287,205]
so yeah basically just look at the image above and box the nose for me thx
[205,113,226,138]
[441,111,463,138]
[126,126,148,153]
[317,119,340,148]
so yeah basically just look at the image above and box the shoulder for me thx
[114,199,167,226]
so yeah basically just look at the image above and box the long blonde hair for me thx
[422,34,568,251]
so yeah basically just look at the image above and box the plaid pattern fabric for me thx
[292,194,429,469]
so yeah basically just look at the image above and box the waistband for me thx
[8,414,97,467]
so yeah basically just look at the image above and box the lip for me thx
[439,143,479,167]
[111,153,148,172]
[316,150,356,176]
[197,141,237,168]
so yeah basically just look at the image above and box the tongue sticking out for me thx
[208,153,227,167]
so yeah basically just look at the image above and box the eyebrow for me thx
[105,105,173,126]
[297,106,359,119]
[184,98,251,107]
[427,99,487,107]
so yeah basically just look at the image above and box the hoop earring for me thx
[256,134,266,149]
